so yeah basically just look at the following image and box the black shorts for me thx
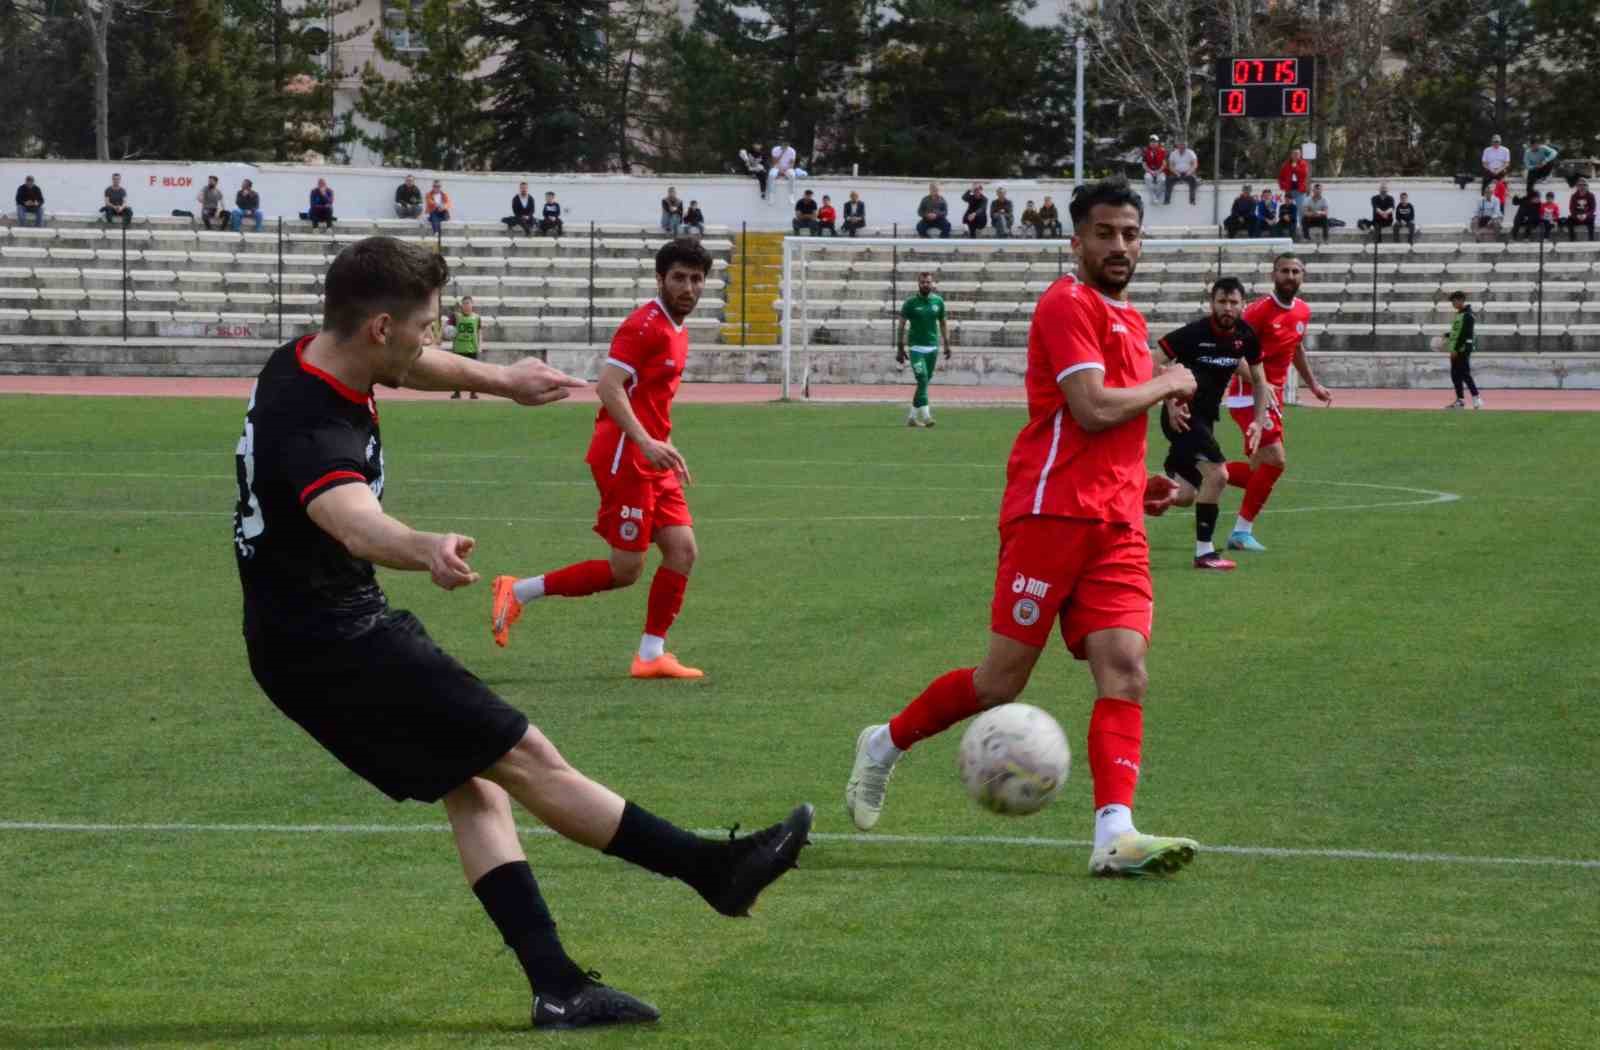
[1161,413,1225,489]
[247,610,529,803]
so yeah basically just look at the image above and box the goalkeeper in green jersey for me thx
[445,295,484,400]
[897,271,951,427]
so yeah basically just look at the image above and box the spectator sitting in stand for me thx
[1301,183,1331,242]
[916,183,951,238]
[15,175,44,227]
[308,178,335,230]
[1539,193,1561,238]
[540,192,563,237]
[1394,192,1417,245]
[425,180,451,235]
[1481,134,1511,193]
[961,182,988,237]
[231,179,263,232]
[792,189,819,234]
[769,142,800,198]
[1224,185,1256,237]
[197,175,225,230]
[681,200,705,238]
[101,173,133,226]
[1568,178,1595,241]
[660,186,685,235]
[1020,200,1041,238]
[508,181,536,235]
[990,188,1014,238]
[815,195,837,236]
[1036,195,1061,237]
[1253,189,1279,238]
[1141,135,1167,198]
[842,191,866,237]
[1368,182,1395,239]
[1509,193,1541,241]
[1273,192,1299,239]
[1470,186,1503,241]
[395,175,423,219]
[739,144,768,200]
[1164,140,1200,205]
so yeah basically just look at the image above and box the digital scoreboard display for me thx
[1216,57,1315,119]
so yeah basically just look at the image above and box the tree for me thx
[343,0,494,170]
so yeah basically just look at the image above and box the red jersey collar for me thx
[295,334,371,405]
[653,298,686,333]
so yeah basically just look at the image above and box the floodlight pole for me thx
[1073,36,1086,188]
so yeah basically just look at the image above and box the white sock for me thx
[638,633,666,661]
[865,724,903,765]
[1195,540,1214,558]
[1094,804,1135,849]
[1232,516,1254,535]
[920,405,932,421]
[907,405,918,420]
[511,575,545,603]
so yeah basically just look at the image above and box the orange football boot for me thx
[490,575,523,648]
[629,653,704,679]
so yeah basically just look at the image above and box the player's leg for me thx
[631,520,703,679]
[1460,353,1481,407]
[917,349,938,424]
[1223,404,1256,490]
[492,470,652,647]
[1192,458,1234,570]
[908,351,932,426]
[1229,412,1285,552]
[481,727,812,921]
[1448,352,1467,408]
[846,517,1069,830]
[1060,532,1196,876]
[846,631,1044,831]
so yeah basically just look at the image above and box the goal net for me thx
[778,235,1297,401]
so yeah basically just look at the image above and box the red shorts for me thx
[1229,401,1285,449]
[989,516,1153,660]
[589,464,693,552]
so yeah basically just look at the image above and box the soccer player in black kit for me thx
[232,236,812,1031]
[1156,277,1271,571]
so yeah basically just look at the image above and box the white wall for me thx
[0,158,1529,233]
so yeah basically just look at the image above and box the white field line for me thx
[1,820,1593,871]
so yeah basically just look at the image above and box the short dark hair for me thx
[1273,251,1303,268]
[1449,290,1467,301]
[655,238,712,277]
[1211,276,1247,300]
[323,236,450,339]
[1069,177,1144,228]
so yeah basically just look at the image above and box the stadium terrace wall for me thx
[0,160,1531,234]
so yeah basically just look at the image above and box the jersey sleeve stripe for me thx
[603,356,638,376]
[1056,362,1106,382]
[299,470,366,505]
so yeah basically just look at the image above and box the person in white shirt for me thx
[1164,141,1200,205]
[1481,134,1511,193]
[769,142,802,202]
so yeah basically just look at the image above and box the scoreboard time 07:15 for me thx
[1216,57,1316,119]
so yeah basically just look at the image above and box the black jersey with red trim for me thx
[233,336,386,642]
[1156,317,1261,424]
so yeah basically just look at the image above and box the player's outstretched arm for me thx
[305,483,479,590]
[1244,360,1271,452]
[1062,363,1196,433]
[939,317,951,359]
[1291,344,1333,404]
[398,348,586,404]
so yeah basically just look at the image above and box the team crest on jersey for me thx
[1295,321,1306,334]
[1012,598,1041,627]
[619,521,640,542]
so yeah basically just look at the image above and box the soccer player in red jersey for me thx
[844,179,1204,876]
[492,240,711,679]
[1220,252,1334,552]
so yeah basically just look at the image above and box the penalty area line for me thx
[0,821,1592,871]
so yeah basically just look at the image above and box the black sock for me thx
[603,800,723,895]
[1196,502,1219,546]
[472,861,588,998]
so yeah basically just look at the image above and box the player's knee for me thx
[503,727,574,782]
[609,553,645,587]
[661,534,697,573]
[973,664,1029,706]
[1107,655,1149,700]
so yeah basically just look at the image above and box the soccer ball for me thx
[957,703,1070,816]
[442,323,458,341]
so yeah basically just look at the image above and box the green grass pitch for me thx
[1,394,1596,1050]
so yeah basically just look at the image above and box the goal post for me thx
[779,235,1296,400]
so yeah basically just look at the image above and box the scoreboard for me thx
[1216,57,1316,119]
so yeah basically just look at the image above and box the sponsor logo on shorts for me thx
[1012,598,1041,627]
[619,520,640,542]
[1011,573,1050,599]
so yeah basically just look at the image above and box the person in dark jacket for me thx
[309,178,335,230]
[15,175,44,227]
[1442,291,1481,410]
[395,175,423,219]
[961,183,988,237]
[509,182,536,235]
[232,179,263,232]
[540,192,563,237]
[1224,186,1257,238]
[842,192,866,236]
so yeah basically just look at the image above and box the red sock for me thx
[1225,461,1252,489]
[888,668,980,750]
[542,560,616,597]
[1087,697,1143,810]
[643,567,689,638]
[1239,462,1285,522]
